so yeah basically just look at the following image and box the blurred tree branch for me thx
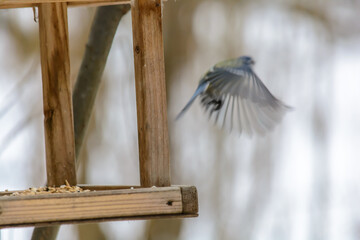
[73,4,130,161]
[31,4,130,240]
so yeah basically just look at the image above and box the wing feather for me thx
[199,65,290,135]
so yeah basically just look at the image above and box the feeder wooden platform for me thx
[0,186,198,228]
[0,0,198,230]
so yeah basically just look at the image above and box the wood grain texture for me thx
[131,0,170,187]
[0,0,130,9]
[1,214,199,229]
[38,3,76,187]
[0,187,193,228]
[68,0,128,7]
[79,185,141,191]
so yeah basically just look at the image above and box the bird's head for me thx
[238,56,255,66]
[214,56,255,69]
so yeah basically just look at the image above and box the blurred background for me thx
[1,0,360,239]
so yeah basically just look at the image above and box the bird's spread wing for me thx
[176,82,209,120]
[201,66,290,135]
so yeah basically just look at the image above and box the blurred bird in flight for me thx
[176,56,291,136]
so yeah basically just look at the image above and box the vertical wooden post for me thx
[38,3,77,186]
[131,0,170,187]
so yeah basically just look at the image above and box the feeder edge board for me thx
[0,186,198,228]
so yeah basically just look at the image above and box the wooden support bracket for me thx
[131,0,170,187]
[38,2,77,186]
[0,186,198,228]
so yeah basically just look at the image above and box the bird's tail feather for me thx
[176,83,208,120]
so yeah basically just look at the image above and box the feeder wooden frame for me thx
[0,0,198,229]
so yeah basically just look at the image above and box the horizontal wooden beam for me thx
[0,186,198,228]
[0,0,130,9]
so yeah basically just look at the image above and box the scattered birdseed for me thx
[2,180,90,197]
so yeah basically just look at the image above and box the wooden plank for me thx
[0,185,198,196]
[0,0,129,9]
[0,187,198,228]
[68,0,128,7]
[0,186,140,197]
[0,214,199,229]
[131,0,170,187]
[79,185,140,191]
[38,3,77,186]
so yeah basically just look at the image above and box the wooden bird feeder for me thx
[0,0,198,228]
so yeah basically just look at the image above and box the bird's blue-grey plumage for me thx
[176,56,291,135]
